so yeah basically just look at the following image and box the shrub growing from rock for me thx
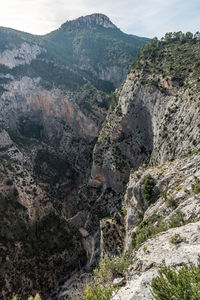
[141,174,155,204]
[82,256,132,300]
[151,258,200,299]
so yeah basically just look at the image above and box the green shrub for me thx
[94,256,131,285]
[168,210,185,228]
[141,175,155,204]
[166,196,177,209]
[169,233,182,245]
[151,258,200,300]
[192,183,200,194]
[130,210,186,250]
[130,214,167,249]
[82,284,113,300]
[82,256,132,300]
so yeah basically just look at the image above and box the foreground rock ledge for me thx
[112,221,200,300]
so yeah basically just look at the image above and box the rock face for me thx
[65,13,118,30]
[0,26,200,300]
[0,12,148,300]
[113,222,200,300]
[0,16,119,298]
[111,152,200,299]
[0,73,109,298]
[91,38,200,299]
[91,40,200,199]
[0,42,43,68]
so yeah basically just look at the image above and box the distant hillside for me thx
[0,13,150,92]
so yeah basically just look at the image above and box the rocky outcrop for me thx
[91,52,200,196]
[113,221,200,300]
[0,42,43,68]
[63,13,118,30]
[111,152,200,299]
[88,38,200,299]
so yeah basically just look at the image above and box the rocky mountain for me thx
[0,16,200,300]
[78,34,199,299]
[0,13,149,92]
[0,13,150,300]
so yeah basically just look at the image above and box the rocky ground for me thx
[111,152,200,299]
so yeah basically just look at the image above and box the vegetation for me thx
[0,193,85,299]
[192,177,200,194]
[82,256,132,300]
[130,210,186,250]
[166,196,178,209]
[0,17,149,93]
[83,284,113,300]
[109,92,119,112]
[131,31,200,92]
[141,174,155,204]
[151,257,200,300]
[192,183,200,194]
[169,233,182,245]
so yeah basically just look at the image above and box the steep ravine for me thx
[0,40,112,299]
[0,30,200,299]
[87,37,200,299]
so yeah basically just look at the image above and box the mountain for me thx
[0,14,199,300]
[91,35,200,195]
[84,34,200,299]
[0,13,150,92]
[0,14,150,299]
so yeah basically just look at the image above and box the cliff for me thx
[0,25,200,300]
[91,37,200,195]
[85,36,200,299]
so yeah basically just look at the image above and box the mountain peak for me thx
[62,13,118,30]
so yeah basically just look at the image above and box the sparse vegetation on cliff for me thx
[82,256,131,300]
[151,257,200,300]
[131,31,200,92]
[141,174,155,204]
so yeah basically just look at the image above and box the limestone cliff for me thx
[91,38,200,197]
[112,152,200,299]
[0,21,113,297]
[89,36,200,300]
[0,27,200,300]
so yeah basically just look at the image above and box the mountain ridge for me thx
[0,14,150,92]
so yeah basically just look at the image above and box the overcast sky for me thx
[0,0,199,38]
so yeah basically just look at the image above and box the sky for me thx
[0,0,199,38]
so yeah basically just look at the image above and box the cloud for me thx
[0,0,199,38]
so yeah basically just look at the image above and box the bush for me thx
[82,284,113,300]
[168,210,185,228]
[151,258,200,299]
[130,214,167,249]
[82,256,132,300]
[192,183,200,194]
[141,175,155,204]
[166,196,177,209]
[130,210,186,250]
[169,233,182,245]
